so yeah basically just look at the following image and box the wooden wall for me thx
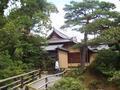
[58,50,68,68]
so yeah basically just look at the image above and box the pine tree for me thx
[62,0,118,67]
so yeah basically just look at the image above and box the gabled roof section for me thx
[47,28,70,39]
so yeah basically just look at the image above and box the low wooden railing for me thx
[26,70,67,90]
[0,69,41,90]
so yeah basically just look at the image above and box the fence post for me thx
[45,77,48,90]
[20,76,24,89]
[32,72,36,81]
[25,85,29,90]
[38,69,41,78]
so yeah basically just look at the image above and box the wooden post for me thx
[38,69,41,78]
[25,86,29,90]
[45,77,48,90]
[20,76,24,89]
[32,72,35,81]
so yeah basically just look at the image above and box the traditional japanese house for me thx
[44,29,96,68]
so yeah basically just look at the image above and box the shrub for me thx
[0,51,28,79]
[64,67,85,79]
[48,77,87,90]
[90,49,120,85]
[91,49,119,75]
[88,80,102,90]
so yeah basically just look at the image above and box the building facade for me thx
[44,29,95,68]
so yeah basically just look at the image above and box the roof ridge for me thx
[53,28,70,39]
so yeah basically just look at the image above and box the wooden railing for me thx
[26,70,67,90]
[0,69,41,90]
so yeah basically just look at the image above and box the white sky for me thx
[47,0,120,42]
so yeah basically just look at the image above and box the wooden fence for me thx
[26,70,67,90]
[0,69,41,90]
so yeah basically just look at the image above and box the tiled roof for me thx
[48,39,73,44]
[88,45,109,52]
[47,28,78,44]
[53,28,70,39]
[47,28,70,39]
[43,44,63,51]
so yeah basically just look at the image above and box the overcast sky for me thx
[47,0,120,41]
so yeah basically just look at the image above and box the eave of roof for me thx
[88,45,109,52]
[47,28,70,39]
[57,47,69,52]
[42,44,64,51]
[48,39,73,44]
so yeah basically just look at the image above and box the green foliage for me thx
[64,67,85,79]
[36,52,54,70]
[0,51,28,79]
[0,0,8,14]
[63,0,116,30]
[108,71,120,86]
[88,80,102,89]
[62,0,120,67]
[0,0,57,79]
[48,77,87,90]
[91,27,120,45]
[63,0,120,46]
[90,49,120,85]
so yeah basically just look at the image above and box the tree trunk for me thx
[81,32,88,68]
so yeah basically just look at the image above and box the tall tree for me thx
[0,0,57,78]
[0,0,57,55]
[62,0,118,67]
